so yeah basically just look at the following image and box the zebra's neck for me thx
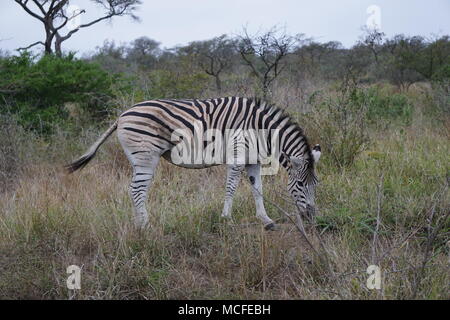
[276,122,312,170]
[242,99,312,170]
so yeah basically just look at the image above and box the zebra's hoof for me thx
[264,223,277,231]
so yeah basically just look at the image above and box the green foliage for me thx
[148,69,209,99]
[362,87,413,125]
[0,52,130,134]
[432,64,450,82]
[429,67,450,118]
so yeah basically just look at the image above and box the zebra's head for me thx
[286,144,321,219]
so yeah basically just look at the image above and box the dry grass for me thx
[0,88,449,300]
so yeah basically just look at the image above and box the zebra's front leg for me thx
[246,164,276,230]
[221,164,245,219]
[129,153,161,229]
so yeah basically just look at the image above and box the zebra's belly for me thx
[161,146,273,169]
[162,151,222,169]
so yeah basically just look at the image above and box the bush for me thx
[432,64,450,83]
[302,82,416,169]
[0,52,130,134]
[363,87,413,125]
[430,64,450,118]
[304,82,370,169]
[147,69,209,99]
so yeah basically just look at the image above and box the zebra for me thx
[66,97,321,230]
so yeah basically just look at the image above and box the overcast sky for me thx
[1,0,449,55]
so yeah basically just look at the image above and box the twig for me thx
[371,174,384,265]
[377,226,421,262]
[17,41,45,51]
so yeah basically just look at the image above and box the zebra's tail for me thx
[65,120,118,173]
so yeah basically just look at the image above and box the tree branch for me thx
[17,41,45,51]
[31,0,48,16]
[14,0,45,22]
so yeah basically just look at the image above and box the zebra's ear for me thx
[312,144,321,163]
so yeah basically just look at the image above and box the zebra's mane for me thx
[245,97,315,171]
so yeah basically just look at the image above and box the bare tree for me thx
[184,35,235,92]
[294,37,343,78]
[359,26,385,64]
[237,27,294,100]
[14,0,141,56]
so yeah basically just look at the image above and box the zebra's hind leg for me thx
[221,164,245,219]
[246,164,276,231]
[128,151,161,229]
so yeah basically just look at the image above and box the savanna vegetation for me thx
[0,5,449,299]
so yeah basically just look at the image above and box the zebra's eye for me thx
[296,181,304,188]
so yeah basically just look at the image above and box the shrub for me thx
[363,87,413,125]
[147,69,209,99]
[431,64,450,83]
[430,64,450,118]
[302,81,417,169]
[304,82,370,169]
[0,52,130,134]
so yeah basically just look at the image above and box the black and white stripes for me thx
[67,97,321,229]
